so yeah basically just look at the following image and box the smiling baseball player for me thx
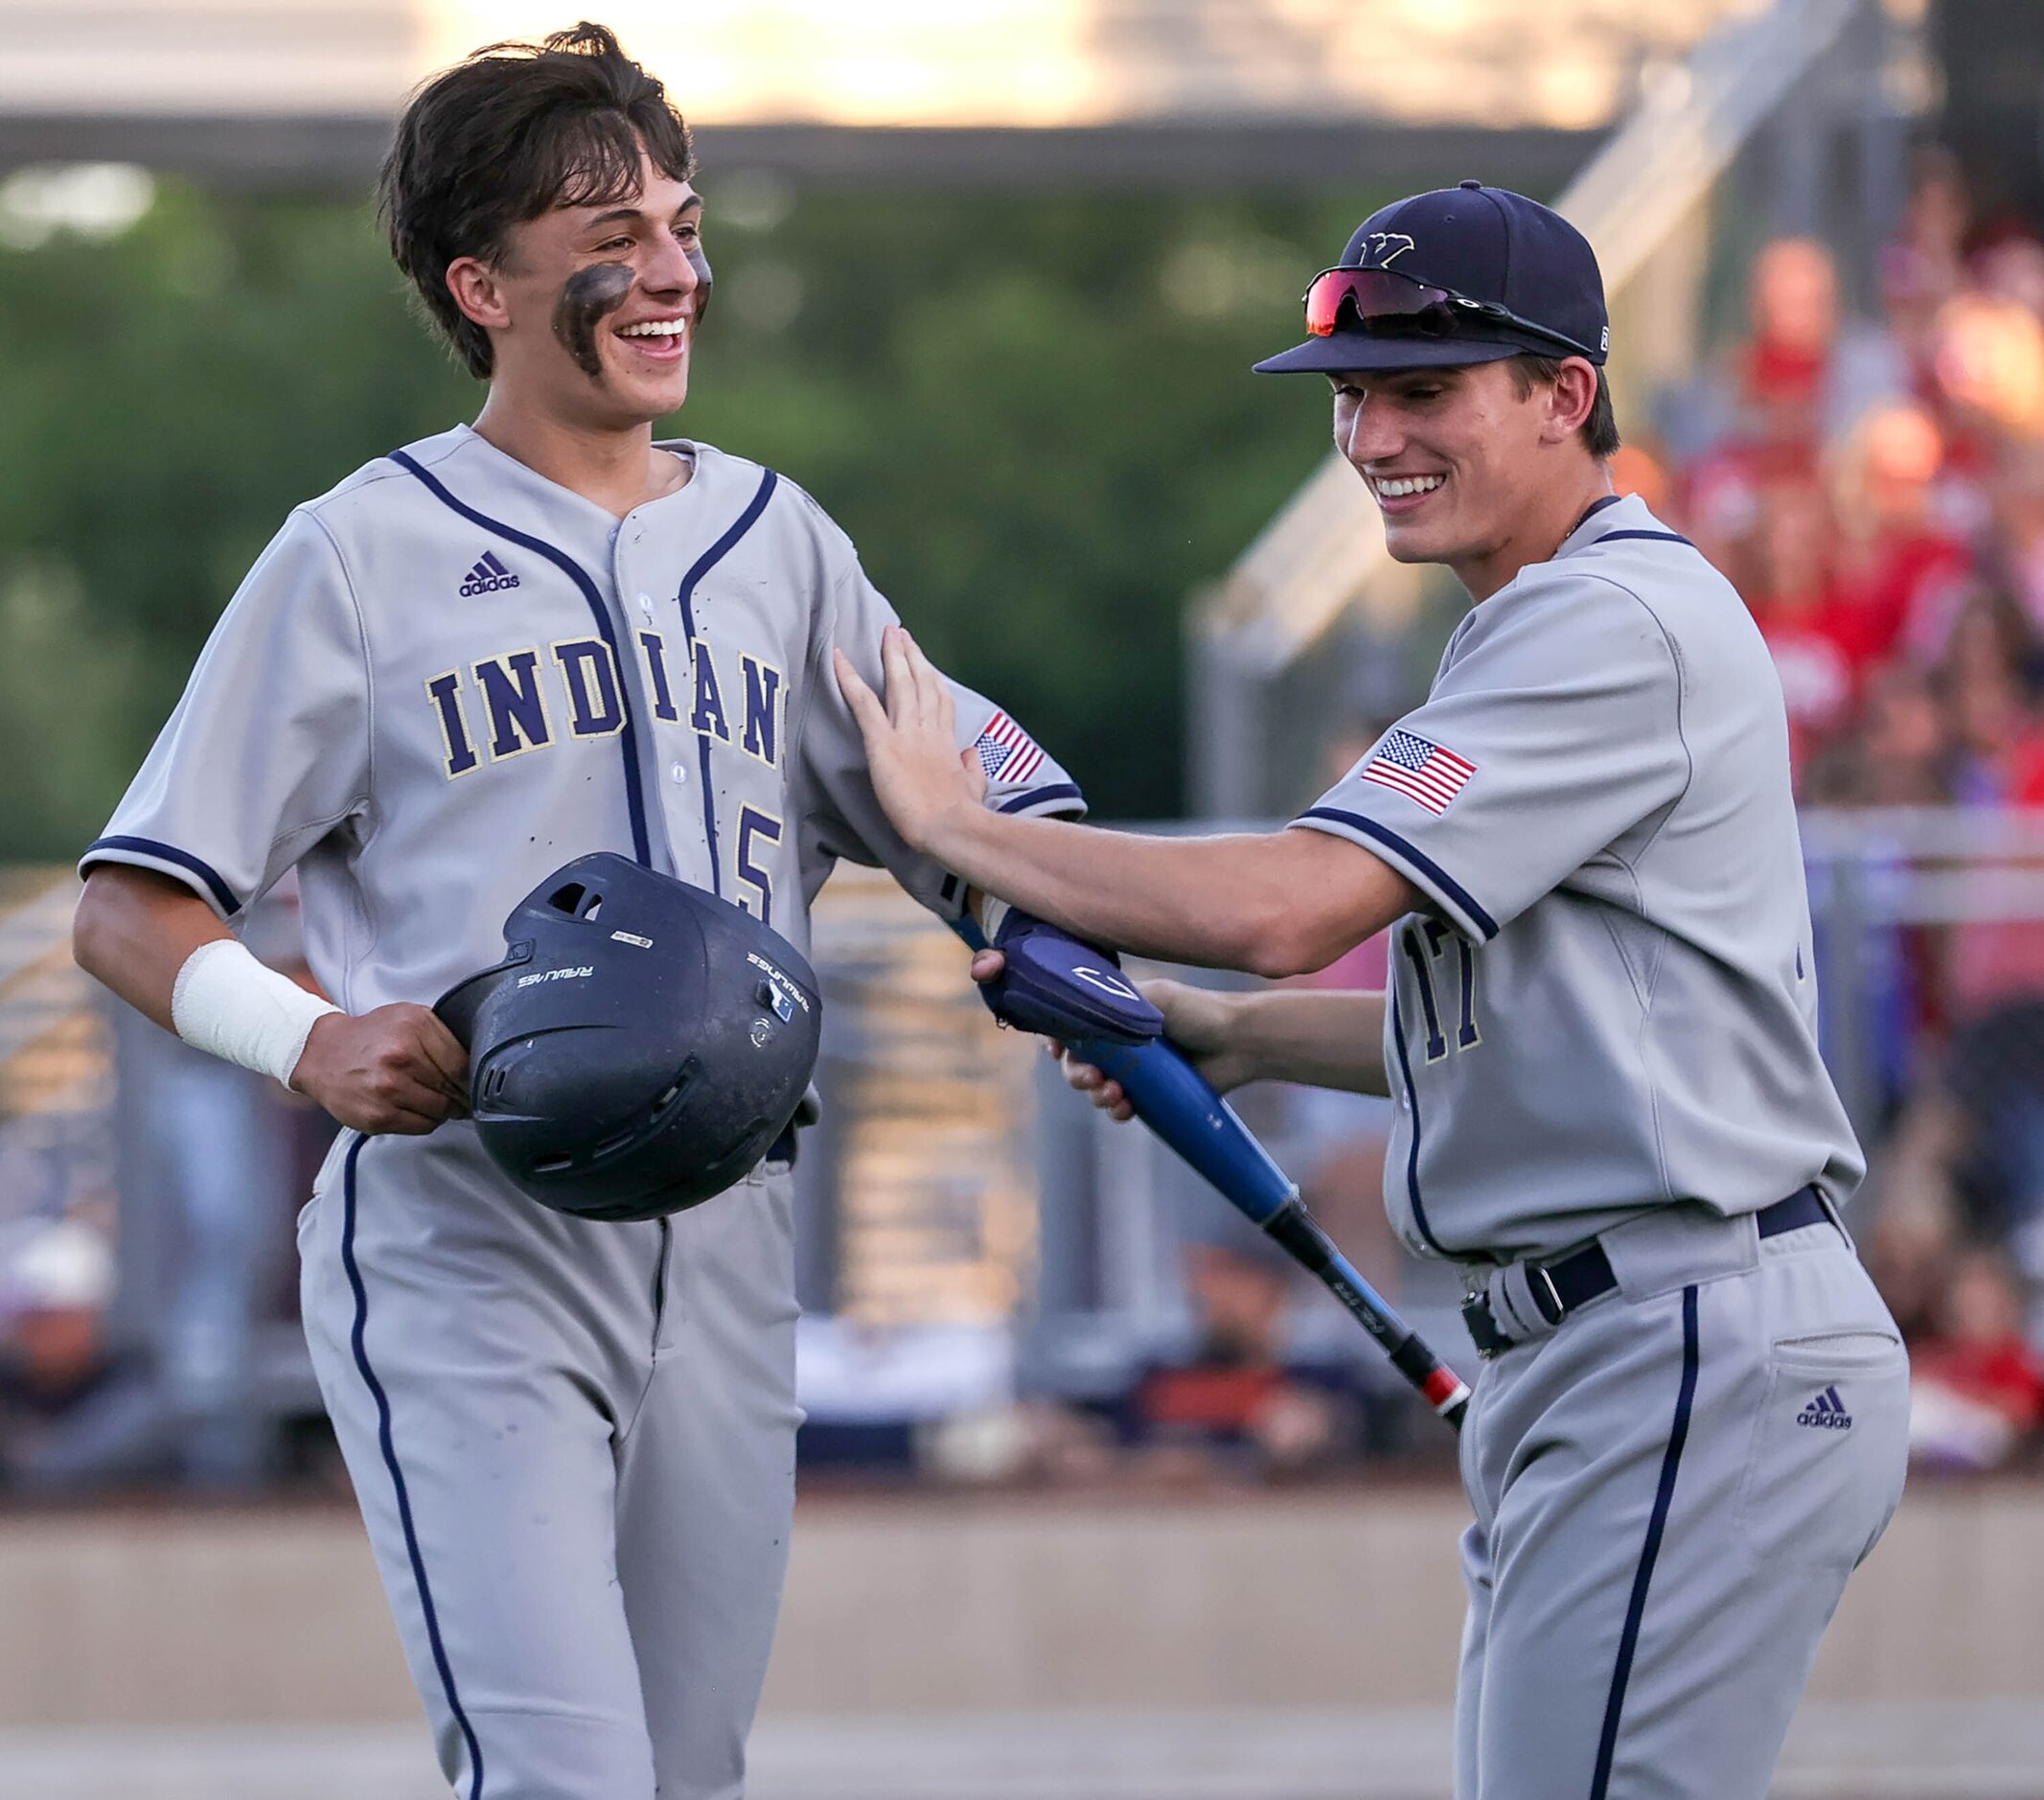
[838,185,1911,1799]
[69,25,1080,1800]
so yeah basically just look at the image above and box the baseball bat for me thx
[1067,1033,1471,1433]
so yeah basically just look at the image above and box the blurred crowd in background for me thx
[1635,148,2044,1474]
[6,143,2044,1502]
[1648,149,2044,819]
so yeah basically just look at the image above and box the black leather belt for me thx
[1461,1187,1830,1359]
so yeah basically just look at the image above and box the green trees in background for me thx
[0,176,1381,857]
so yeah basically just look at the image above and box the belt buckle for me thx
[1460,1291,1512,1360]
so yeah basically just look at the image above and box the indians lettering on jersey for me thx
[423,629,784,780]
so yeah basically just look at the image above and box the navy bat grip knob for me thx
[977,910,1164,1045]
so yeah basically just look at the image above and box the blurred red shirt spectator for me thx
[1828,402,1973,665]
[1909,1250,2044,1468]
[1743,481,1858,783]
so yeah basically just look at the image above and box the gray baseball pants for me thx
[1455,1206,1910,1800]
[300,1127,802,1800]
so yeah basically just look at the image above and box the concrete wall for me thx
[0,1481,2036,1727]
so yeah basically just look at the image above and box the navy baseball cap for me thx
[1253,180,1609,375]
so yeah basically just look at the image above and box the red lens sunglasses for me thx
[1302,266,1600,361]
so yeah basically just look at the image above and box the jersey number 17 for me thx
[1401,919,1481,1063]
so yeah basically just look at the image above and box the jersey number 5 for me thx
[735,806,783,925]
[1401,919,1481,1064]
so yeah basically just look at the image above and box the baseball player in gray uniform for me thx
[70,26,1081,1800]
[838,185,1910,1798]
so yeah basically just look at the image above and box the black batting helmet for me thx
[435,854,821,1222]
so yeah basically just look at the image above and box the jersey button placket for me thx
[607,544,682,873]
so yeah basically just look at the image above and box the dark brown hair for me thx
[378,21,694,379]
[1509,355,1620,460]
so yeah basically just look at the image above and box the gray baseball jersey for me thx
[1294,495,1906,1800]
[1293,493,1864,1263]
[82,423,1083,1800]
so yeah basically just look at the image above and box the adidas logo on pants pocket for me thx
[1796,1385,1853,1429]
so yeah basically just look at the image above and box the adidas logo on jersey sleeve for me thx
[459,550,521,596]
[1795,1385,1852,1429]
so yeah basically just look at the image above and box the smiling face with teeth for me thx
[446,147,710,435]
[1325,357,1609,601]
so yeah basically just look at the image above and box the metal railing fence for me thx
[1,806,2039,1484]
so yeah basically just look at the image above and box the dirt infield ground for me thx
[0,1701,2038,1800]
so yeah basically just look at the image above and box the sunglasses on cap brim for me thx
[1301,266,1600,362]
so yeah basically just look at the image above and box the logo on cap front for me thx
[1360,232,1415,269]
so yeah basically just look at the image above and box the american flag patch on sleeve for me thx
[1358,728,1476,816]
[974,710,1045,785]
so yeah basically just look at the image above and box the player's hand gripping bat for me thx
[961,909,1470,1433]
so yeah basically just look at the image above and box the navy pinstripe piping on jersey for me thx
[338,1135,487,1800]
[81,835,241,917]
[1295,808,1500,941]
[387,450,654,869]
[1590,1282,1701,1800]
[1387,986,1453,1258]
[673,467,779,897]
[1591,530,1695,547]
[998,781,1083,815]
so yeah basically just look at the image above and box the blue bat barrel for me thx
[1072,1035,1470,1425]
[1072,1034,1298,1227]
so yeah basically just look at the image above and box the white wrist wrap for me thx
[170,938,340,1090]
[976,895,1012,944]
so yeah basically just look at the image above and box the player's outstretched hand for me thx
[970,952,1252,1121]
[293,1004,471,1136]
[833,625,986,853]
